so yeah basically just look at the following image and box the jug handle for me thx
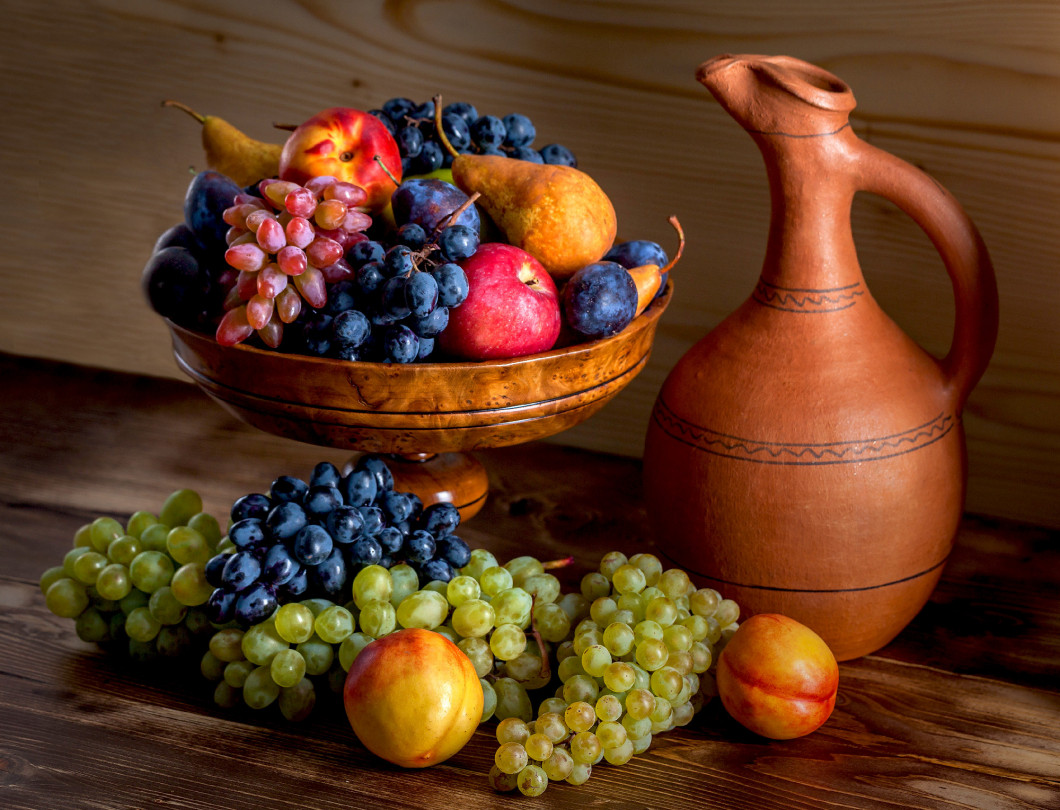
[852,140,999,409]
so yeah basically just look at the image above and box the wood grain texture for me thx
[1,356,1058,809]
[0,1,1056,527]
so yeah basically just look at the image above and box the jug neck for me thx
[755,126,864,292]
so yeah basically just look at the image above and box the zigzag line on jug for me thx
[651,401,956,466]
[752,279,865,313]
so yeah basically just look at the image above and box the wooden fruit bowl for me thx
[167,283,672,517]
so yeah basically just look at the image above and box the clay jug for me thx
[643,54,999,661]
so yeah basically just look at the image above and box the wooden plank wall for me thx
[1,0,1057,528]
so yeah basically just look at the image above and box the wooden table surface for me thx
[2,353,1058,810]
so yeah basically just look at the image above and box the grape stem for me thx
[432,94,460,159]
[431,191,481,239]
[541,556,574,571]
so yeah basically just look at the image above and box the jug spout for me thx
[697,54,856,137]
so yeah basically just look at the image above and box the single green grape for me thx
[242,621,288,666]
[62,547,92,580]
[625,687,656,720]
[461,548,498,580]
[209,628,246,663]
[395,589,448,630]
[490,587,532,629]
[690,640,713,673]
[488,764,519,792]
[657,568,691,601]
[156,624,193,657]
[170,562,213,607]
[148,586,188,625]
[596,720,627,750]
[557,654,586,684]
[602,736,634,765]
[664,623,694,652]
[223,658,255,688]
[166,526,212,566]
[589,596,618,626]
[383,563,415,608]
[187,512,222,549]
[278,677,316,722]
[535,711,568,742]
[433,625,460,645]
[616,591,646,624]
[542,745,573,781]
[107,535,142,566]
[645,596,678,628]
[213,681,241,710]
[524,732,553,762]
[531,602,570,643]
[564,701,596,733]
[503,555,543,588]
[566,761,592,785]
[603,661,637,693]
[598,550,628,580]
[682,613,710,642]
[338,632,373,671]
[611,564,647,595]
[126,510,157,539]
[314,605,355,643]
[650,666,684,702]
[270,647,307,688]
[243,665,280,710]
[493,677,533,723]
[74,607,110,643]
[573,629,603,657]
[39,565,66,596]
[630,732,653,755]
[596,694,624,723]
[521,573,560,605]
[45,577,89,618]
[622,712,652,740]
[580,571,611,601]
[358,599,396,638]
[446,575,481,607]
[457,636,494,678]
[629,552,663,586]
[569,731,602,765]
[297,635,334,676]
[422,579,448,596]
[119,588,150,616]
[517,763,548,797]
[300,597,334,617]
[478,565,513,597]
[128,550,174,594]
[714,598,741,627]
[72,524,94,548]
[635,638,670,672]
[125,605,162,642]
[667,649,694,676]
[556,592,590,624]
[495,741,529,775]
[200,650,225,681]
[495,716,531,745]
[649,695,673,725]
[92,564,131,601]
[89,517,124,553]
[602,621,635,657]
[480,678,497,723]
[274,603,316,644]
[581,644,612,678]
[489,623,527,661]
[451,598,495,638]
[561,674,599,706]
[159,488,203,529]
[138,523,171,553]
[689,587,721,618]
[633,619,664,645]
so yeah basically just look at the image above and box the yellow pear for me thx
[163,100,281,187]
[450,154,617,282]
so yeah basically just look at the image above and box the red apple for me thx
[438,243,562,360]
[278,107,401,213]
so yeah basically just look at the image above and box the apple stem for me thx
[162,99,205,124]
[432,94,460,159]
[661,215,685,274]
[431,191,481,238]
[272,122,298,132]
[373,154,401,188]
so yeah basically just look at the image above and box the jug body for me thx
[644,55,997,660]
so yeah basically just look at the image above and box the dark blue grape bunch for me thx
[369,97,578,169]
[203,456,473,626]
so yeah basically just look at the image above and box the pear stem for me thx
[432,94,460,159]
[162,99,205,124]
[661,215,685,274]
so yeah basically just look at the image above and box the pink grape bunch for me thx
[215,177,374,348]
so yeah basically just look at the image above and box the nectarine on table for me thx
[343,627,483,767]
[716,613,839,740]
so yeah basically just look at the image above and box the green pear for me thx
[164,100,281,187]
